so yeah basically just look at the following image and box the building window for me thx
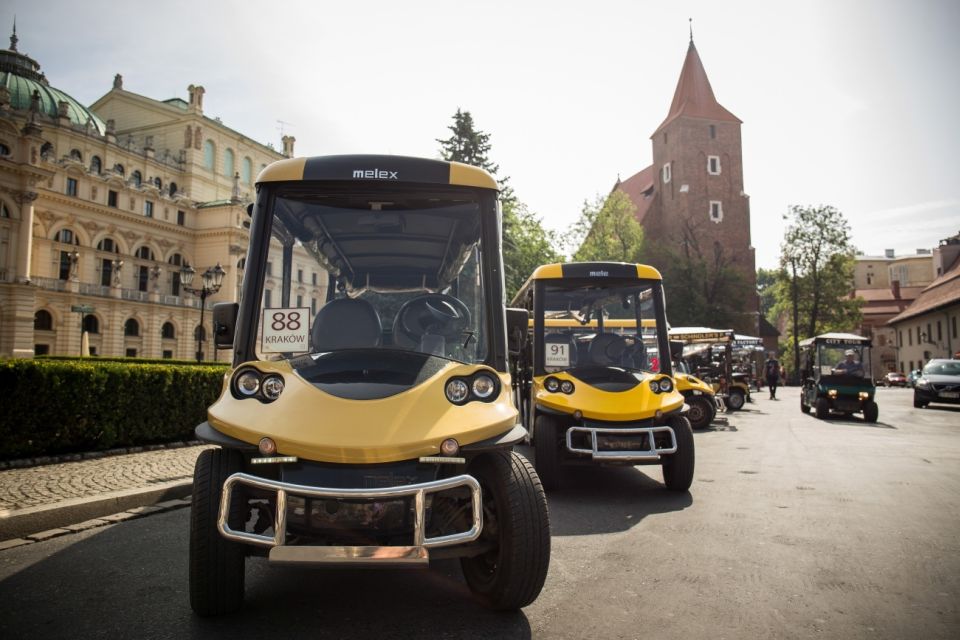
[97,237,118,253]
[709,201,723,223]
[264,289,272,308]
[90,156,102,174]
[108,190,118,207]
[898,330,902,347]
[0,202,9,217]
[909,360,914,371]
[203,140,215,170]
[169,182,178,197]
[224,148,235,177]
[124,318,140,337]
[154,177,162,190]
[138,265,149,292]
[83,315,99,334]
[126,348,138,358]
[169,253,184,296]
[100,258,113,286]
[311,297,317,315]
[58,251,73,280]
[297,294,303,307]
[709,124,716,139]
[70,149,82,162]
[177,210,185,226]
[266,261,273,277]
[0,142,11,156]
[242,157,253,184]
[41,142,54,160]
[163,350,173,359]
[66,177,78,196]
[162,322,176,339]
[136,246,154,260]
[144,201,154,218]
[35,344,50,356]
[707,155,721,175]
[866,274,873,285]
[54,229,78,245]
[937,321,942,342]
[297,269,303,283]
[312,272,318,286]
[34,310,53,330]
[662,163,671,184]
[953,316,957,339]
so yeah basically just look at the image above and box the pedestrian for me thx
[765,352,781,399]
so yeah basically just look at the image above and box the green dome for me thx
[0,41,107,136]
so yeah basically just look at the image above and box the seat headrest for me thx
[312,298,382,351]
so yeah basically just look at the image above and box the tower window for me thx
[707,156,721,175]
[709,201,723,223]
[662,163,672,184]
[709,125,716,139]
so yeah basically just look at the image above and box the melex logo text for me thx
[589,270,609,277]
[353,169,399,179]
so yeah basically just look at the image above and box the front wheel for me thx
[726,389,745,412]
[863,401,879,423]
[913,396,926,409]
[686,396,714,430]
[460,451,551,610]
[815,397,830,420]
[533,415,561,491]
[662,416,695,492]
[189,448,246,616]
[800,393,811,414]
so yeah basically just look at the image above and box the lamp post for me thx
[180,262,225,362]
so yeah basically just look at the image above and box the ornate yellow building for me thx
[0,29,325,359]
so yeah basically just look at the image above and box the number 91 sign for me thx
[261,307,310,353]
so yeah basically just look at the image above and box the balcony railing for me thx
[31,277,212,309]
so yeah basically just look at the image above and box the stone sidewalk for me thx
[0,444,213,542]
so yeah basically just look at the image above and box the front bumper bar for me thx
[217,472,482,566]
[565,425,677,462]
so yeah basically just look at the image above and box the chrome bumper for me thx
[217,472,482,566]
[565,425,677,462]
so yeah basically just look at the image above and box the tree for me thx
[774,204,863,376]
[756,267,779,322]
[568,191,644,263]
[437,108,513,203]
[502,200,563,301]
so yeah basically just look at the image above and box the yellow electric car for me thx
[669,343,722,430]
[668,327,752,411]
[190,155,549,615]
[510,262,694,492]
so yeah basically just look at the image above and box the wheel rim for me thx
[688,400,705,423]
[466,481,502,588]
[729,393,744,409]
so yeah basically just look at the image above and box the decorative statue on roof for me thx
[113,74,123,90]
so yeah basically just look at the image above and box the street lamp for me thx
[180,262,225,362]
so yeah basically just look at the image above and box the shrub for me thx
[0,359,229,460]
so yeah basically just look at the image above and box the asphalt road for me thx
[1,387,957,639]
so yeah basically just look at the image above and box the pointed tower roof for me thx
[652,40,741,137]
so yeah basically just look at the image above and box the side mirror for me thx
[213,302,239,349]
[505,308,530,356]
[669,339,684,359]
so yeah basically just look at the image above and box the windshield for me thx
[817,343,871,377]
[923,361,960,376]
[253,188,487,364]
[538,281,666,374]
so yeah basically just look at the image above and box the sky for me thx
[7,0,959,268]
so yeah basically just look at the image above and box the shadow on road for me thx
[808,414,897,429]
[919,405,960,414]
[545,465,693,537]
[0,510,533,639]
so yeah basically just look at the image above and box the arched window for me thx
[90,155,102,174]
[114,163,125,176]
[34,310,53,331]
[124,318,140,337]
[40,142,54,160]
[135,246,154,261]
[161,322,176,339]
[97,237,118,253]
[82,314,99,334]
[154,176,162,190]
[242,157,252,184]
[203,140,215,170]
[0,142,11,156]
[54,228,80,245]
[0,202,10,218]
[70,149,83,162]
[224,148,235,178]
[131,170,142,187]
[168,182,178,197]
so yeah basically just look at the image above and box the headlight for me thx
[828,389,838,398]
[649,380,660,393]
[560,380,575,394]
[858,391,869,400]
[236,370,261,396]
[472,374,497,399]
[545,377,561,393]
[445,379,470,403]
[658,378,673,393]
[262,375,285,401]
[916,379,929,389]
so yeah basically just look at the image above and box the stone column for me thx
[14,191,37,283]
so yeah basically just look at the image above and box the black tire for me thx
[726,389,745,412]
[189,448,246,616]
[533,414,561,491]
[686,396,713,430]
[863,401,879,423]
[913,396,926,409]
[800,393,811,414]
[662,416,695,492]
[460,451,551,610]
[815,397,830,420]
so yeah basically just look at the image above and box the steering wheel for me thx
[589,333,628,366]
[392,294,471,349]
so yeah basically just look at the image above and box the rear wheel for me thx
[533,414,561,491]
[189,448,246,616]
[460,451,550,610]
[815,397,830,420]
[686,396,714,430]
[863,401,879,423]
[726,389,746,412]
[662,416,695,492]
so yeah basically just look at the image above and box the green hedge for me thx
[36,355,229,367]
[0,359,229,460]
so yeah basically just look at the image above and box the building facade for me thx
[616,38,759,334]
[0,30,326,359]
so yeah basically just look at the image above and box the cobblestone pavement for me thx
[0,445,213,511]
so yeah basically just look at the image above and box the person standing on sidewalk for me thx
[765,353,781,399]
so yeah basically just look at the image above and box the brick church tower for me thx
[617,38,759,333]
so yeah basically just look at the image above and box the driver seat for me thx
[311,297,382,352]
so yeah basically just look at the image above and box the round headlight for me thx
[236,370,261,396]
[649,380,660,393]
[262,375,285,400]
[658,378,673,393]
[545,377,560,393]
[560,380,575,394]
[259,437,277,455]
[445,379,469,403]
[440,438,460,456]
[472,374,497,399]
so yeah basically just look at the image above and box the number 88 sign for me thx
[262,307,310,353]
